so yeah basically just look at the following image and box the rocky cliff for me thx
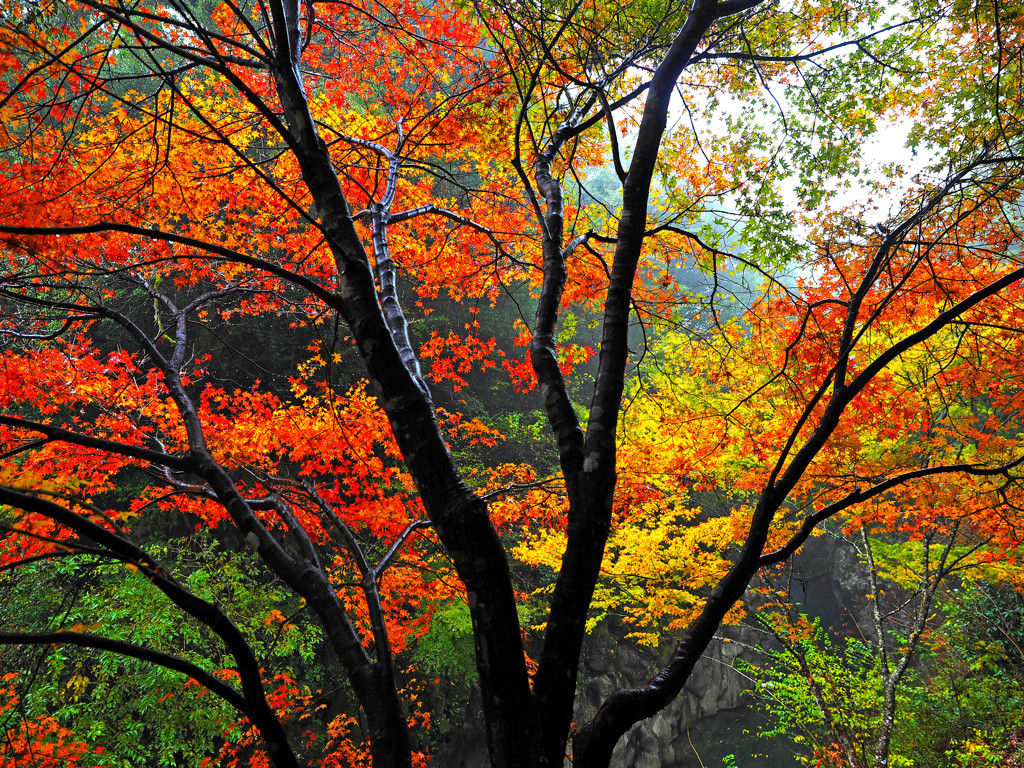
[575,621,752,768]
[434,533,868,767]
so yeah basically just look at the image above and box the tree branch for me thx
[0,630,250,715]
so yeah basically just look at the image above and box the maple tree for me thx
[1,0,1024,766]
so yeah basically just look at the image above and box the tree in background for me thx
[1,0,1024,767]
[746,536,1024,768]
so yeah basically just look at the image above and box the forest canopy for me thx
[1,0,1023,766]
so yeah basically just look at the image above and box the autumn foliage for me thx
[1,0,1024,766]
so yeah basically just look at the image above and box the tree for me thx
[1,0,1023,766]
[746,535,1024,768]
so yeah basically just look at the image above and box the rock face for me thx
[789,532,873,641]
[568,534,871,767]
[574,620,754,768]
[434,534,868,767]
[432,620,754,768]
